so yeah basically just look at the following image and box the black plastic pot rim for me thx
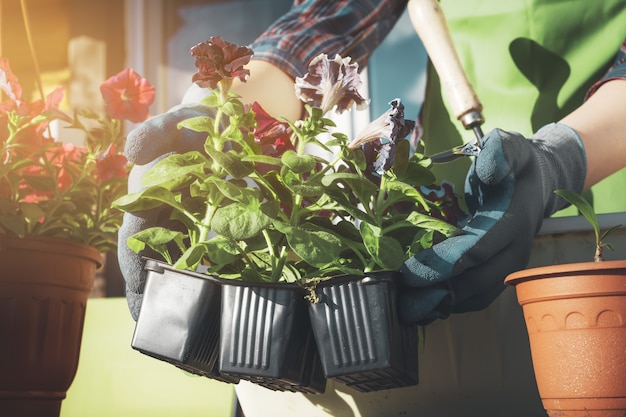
[143,258,309,291]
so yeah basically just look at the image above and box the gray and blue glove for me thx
[398,123,587,324]
[118,87,213,319]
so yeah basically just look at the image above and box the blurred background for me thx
[0,3,427,415]
[1,0,427,297]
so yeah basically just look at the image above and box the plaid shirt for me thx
[589,39,626,98]
[250,0,625,97]
[249,0,408,79]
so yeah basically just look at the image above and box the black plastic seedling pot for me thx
[306,272,419,392]
[131,259,238,383]
[219,280,326,394]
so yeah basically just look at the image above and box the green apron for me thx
[421,0,626,215]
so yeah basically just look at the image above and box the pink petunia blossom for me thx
[100,68,155,123]
[96,143,128,182]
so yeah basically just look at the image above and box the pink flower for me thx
[0,57,22,102]
[0,58,66,151]
[100,68,155,123]
[49,143,86,192]
[19,143,85,202]
[96,144,128,182]
[190,36,253,89]
[251,102,294,156]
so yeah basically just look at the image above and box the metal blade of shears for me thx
[428,125,485,163]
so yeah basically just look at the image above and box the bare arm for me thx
[560,79,626,189]
[231,60,303,121]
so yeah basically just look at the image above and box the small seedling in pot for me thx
[554,189,621,262]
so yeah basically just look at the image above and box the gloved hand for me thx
[398,123,587,324]
[118,85,213,320]
[125,83,212,164]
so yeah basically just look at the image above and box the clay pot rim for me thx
[0,233,103,267]
[505,259,626,286]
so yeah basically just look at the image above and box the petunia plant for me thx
[0,59,155,252]
[113,36,461,283]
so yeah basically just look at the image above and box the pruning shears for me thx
[427,121,484,163]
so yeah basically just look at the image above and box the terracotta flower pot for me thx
[505,260,626,417]
[0,234,102,417]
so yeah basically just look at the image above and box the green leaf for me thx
[554,189,622,260]
[407,229,436,254]
[555,189,598,233]
[142,152,208,188]
[19,202,46,226]
[128,227,184,248]
[113,187,185,213]
[360,222,405,270]
[0,212,26,236]
[284,172,325,197]
[322,172,379,203]
[401,211,459,237]
[211,202,272,240]
[178,115,215,133]
[200,94,220,108]
[210,177,259,203]
[174,242,209,270]
[281,150,317,173]
[262,170,292,205]
[391,139,410,175]
[203,235,242,265]
[127,227,185,263]
[323,186,377,225]
[279,263,302,283]
[274,221,342,267]
[383,180,429,208]
[400,162,437,186]
[222,100,246,117]
[242,154,282,167]
[203,146,253,179]
[601,225,622,243]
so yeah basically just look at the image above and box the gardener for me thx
[119,0,626,415]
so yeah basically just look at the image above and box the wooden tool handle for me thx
[407,0,483,129]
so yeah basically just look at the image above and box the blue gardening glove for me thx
[118,86,213,319]
[125,84,212,164]
[398,123,587,324]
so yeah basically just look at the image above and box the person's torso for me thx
[421,0,626,214]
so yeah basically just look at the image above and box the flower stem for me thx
[198,198,221,243]
[374,173,388,222]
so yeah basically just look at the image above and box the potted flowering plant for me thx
[0,57,155,416]
[114,37,460,393]
[505,190,626,417]
[0,59,154,250]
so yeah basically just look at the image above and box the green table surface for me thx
[61,297,236,417]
